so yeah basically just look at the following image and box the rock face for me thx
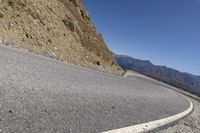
[0,0,122,75]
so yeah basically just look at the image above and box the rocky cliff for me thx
[0,0,122,75]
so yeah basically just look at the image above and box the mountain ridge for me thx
[115,54,200,95]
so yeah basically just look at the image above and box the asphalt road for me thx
[0,45,190,133]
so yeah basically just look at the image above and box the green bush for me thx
[63,17,75,32]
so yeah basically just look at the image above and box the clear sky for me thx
[83,0,200,75]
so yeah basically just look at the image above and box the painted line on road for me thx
[103,70,194,133]
[101,96,193,133]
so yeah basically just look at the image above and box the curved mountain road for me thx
[0,45,190,133]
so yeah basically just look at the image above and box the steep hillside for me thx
[115,54,200,95]
[0,0,122,75]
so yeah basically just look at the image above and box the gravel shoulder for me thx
[157,98,200,133]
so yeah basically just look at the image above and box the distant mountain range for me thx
[115,55,200,95]
[190,75,200,82]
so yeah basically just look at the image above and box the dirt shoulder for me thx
[157,98,200,133]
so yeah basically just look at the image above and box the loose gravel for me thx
[157,98,200,133]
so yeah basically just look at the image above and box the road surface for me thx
[0,45,190,133]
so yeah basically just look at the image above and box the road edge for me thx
[101,97,193,133]
[123,70,200,102]
[101,70,194,133]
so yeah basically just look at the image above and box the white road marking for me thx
[101,97,193,133]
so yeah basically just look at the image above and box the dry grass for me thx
[60,0,114,63]
[0,0,123,75]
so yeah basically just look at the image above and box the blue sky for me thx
[83,0,200,75]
